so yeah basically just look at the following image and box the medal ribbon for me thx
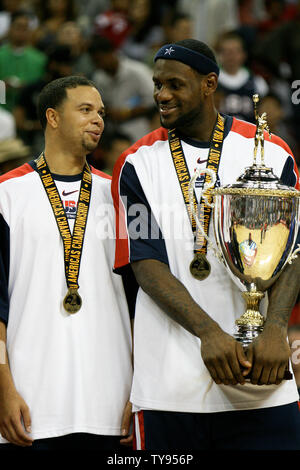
[35,154,92,292]
[168,113,225,255]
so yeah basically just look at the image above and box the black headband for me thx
[154,44,219,76]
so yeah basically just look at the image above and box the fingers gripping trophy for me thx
[189,95,300,371]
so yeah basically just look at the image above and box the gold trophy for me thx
[189,95,300,355]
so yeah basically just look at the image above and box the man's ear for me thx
[204,72,218,97]
[45,108,59,129]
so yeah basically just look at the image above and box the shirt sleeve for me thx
[121,265,139,319]
[280,154,300,246]
[280,154,299,189]
[112,158,169,273]
[0,213,9,325]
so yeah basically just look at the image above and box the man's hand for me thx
[246,324,290,385]
[0,388,33,447]
[200,325,252,385]
[120,401,133,447]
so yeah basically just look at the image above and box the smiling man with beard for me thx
[112,39,300,451]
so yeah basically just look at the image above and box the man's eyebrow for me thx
[153,75,186,82]
[77,102,94,107]
[77,102,105,111]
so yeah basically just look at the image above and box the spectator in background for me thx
[0,0,38,42]
[13,45,75,156]
[75,0,109,37]
[215,31,268,122]
[257,93,298,163]
[253,0,300,162]
[143,11,193,68]
[236,0,266,50]
[32,0,78,52]
[0,10,46,112]
[93,0,130,49]
[163,11,193,44]
[89,36,156,142]
[238,0,266,25]
[254,1,300,83]
[55,21,95,78]
[121,0,163,62]
[178,0,239,46]
[56,20,84,58]
[0,0,22,40]
[257,0,297,36]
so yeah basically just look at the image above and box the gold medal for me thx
[35,154,92,316]
[169,114,224,284]
[190,253,211,281]
[63,288,82,314]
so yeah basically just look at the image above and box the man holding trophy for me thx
[112,39,300,450]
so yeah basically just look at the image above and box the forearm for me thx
[266,256,300,332]
[132,259,219,339]
[0,323,32,445]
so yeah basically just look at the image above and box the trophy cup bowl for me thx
[212,171,300,347]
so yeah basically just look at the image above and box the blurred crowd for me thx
[0,0,299,380]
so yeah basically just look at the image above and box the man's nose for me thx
[93,112,103,126]
[155,86,172,102]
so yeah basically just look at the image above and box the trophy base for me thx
[234,290,265,348]
[234,324,264,348]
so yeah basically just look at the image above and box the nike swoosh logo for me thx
[197,158,208,164]
[62,190,79,196]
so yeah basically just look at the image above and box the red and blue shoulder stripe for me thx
[0,162,34,184]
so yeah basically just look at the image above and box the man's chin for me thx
[83,142,99,153]
[160,117,174,130]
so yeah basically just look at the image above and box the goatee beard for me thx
[82,140,98,153]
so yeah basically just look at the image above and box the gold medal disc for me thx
[190,253,211,281]
[63,288,82,314]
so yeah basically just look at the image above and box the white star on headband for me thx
[164,46,175,55]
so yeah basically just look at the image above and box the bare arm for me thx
[247,257,300,385]
[132,259,251,385]
[267,256,300,329]
[0,321,33,446]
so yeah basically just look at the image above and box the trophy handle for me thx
[286,243,300,264]
[188,167,224,263]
